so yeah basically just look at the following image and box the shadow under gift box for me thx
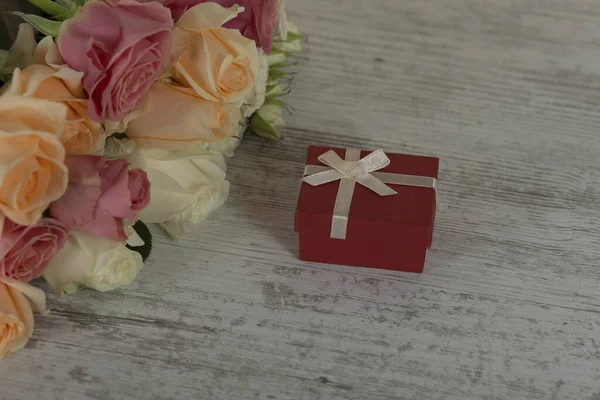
[295,146,439,273]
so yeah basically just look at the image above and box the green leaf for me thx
[265,84,290,101]
[0,73,12,84]
[270,47,286,55]
[270,47,300,58]
[11,13,62,37]
[283,53,308,61]
[26,0,76,20]
[265,91,289,101]
[266,77,282,87]
[26,0,68,18]
[273,31,303,44]
[271,45,307,60]
[0,24,36,80]
[267,62,298,69]
[0,50,9,67]
[266,52,286,66]
[54,0,79,8]
[56,0,81,16]
[286,31,303,42]
[126,221,153,262]
[268,69,287,81]
[265,99,293,113]
[250,113,282,143]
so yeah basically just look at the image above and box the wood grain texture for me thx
[2,0,600,399]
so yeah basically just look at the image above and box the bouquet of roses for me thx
[0,0,301,358]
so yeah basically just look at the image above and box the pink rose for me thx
[145,0,278,52]
[0,219,68,282]
[58,0,173,122]
[200,0,279,52]
[137,0,199,20]
[49,155,151,241]
[220,0,279,53]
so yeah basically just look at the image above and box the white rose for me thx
[43,232,144,295]
[241,50,269,118]
[127,145,230,239]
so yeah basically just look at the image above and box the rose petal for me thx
[49,156,104,231]
[128,169,151,211]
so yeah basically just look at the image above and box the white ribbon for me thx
[302,148,437,240]
[303,149,398,196]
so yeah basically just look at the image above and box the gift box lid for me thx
[295,146,439,247]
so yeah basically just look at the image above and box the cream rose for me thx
[0,94,68,228]
[121,143,230,238]
[172,3,259,104]
[4,37,105,155]
[126,82,241,150]
[43,232,144,295]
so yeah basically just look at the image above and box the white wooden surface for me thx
[3,0,600,399]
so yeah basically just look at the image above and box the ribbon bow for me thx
[302,149,398,196]
[302,148,437,240]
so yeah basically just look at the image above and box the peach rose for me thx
[4,37,106,155]
[126,82,241,150]
[0,94,69,228]
[0,280,47,358]
[0,282,33,359]
[0,281,33,358]
[172,3,259,104]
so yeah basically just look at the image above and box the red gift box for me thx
[295,146,439,273]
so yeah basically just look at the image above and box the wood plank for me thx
[2,0,600,399]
